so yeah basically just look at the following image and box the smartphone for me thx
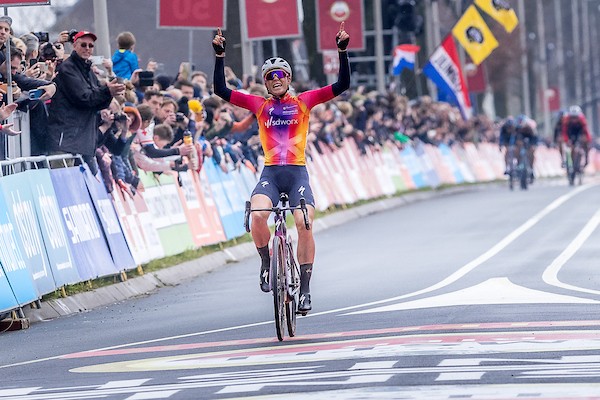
[28,88,45,100]
[29,58,38,68]
[138,70,154,87]
[90,55,104,65]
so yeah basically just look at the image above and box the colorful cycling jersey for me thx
[561,114,591,143]
[229,88,335,166]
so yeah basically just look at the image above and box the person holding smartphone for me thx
[47,30,125,172]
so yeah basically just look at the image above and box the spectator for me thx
[173,79,195,100]
[46,30,125,170]
[190,70,210,99]
[142,89,163,117]
[6,48,56,155]
[111,31,139,80]
[132,122,186,173]
[19,33,39,65]
[135,97,192,159]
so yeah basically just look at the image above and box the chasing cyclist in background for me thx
[515,114,538,182]
[498,116,516,174]
[212,23,350,313]
[560,105,591,169]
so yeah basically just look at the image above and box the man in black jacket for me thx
[47,31,125,169]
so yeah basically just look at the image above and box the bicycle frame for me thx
[244,194,310,340]
[563,138,584,186]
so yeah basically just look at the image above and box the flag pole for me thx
[374,0,386,93]
[517,0,531,117]
[536,0,551,138]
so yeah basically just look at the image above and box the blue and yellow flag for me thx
[475,0,519,33]
[452,5,499,65]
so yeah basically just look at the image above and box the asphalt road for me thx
[1,179,600,399]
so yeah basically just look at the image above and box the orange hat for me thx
[123,106,141,132]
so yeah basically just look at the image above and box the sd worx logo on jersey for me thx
[265,117,299,129]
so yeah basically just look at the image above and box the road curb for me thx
[24,185,480,323]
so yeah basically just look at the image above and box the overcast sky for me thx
[2,0,76,34]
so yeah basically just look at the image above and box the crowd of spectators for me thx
[0,23,555,196]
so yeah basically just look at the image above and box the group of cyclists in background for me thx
[499,105,591,188]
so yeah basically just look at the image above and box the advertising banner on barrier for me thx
[203,160,245,240]
[111,186,152,265]
[138,171,195,256]
[50,167,118,280]
[0,173,56,296]
[413,142,441,188]
[438,144,465,183]
[0,262,18,313]
[193,169,226,244]
[175,170,214,247]
[0,181,37,306]
[82,169,135,270]
[400,146,428,188]
[112,183,165,263]
[25,169,80,286]
[381,147,408,193]
[239,165,258,196]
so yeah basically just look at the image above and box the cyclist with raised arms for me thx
[212,23,350,313]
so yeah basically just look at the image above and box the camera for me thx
[114,113,128,123]
[138,70,154,87]
[32,31,49,43]
[67,29,79,43]
[175,112,186,123]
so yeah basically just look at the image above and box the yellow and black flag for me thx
[452,5,499,65]
[475,0,519,33]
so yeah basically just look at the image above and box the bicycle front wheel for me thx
[285,241,298,337]
[271,236,286,341]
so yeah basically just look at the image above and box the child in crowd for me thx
[112,31,139,80]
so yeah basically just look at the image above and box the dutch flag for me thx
[392,44,421,75]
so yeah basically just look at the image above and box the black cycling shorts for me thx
[252,165,315,207]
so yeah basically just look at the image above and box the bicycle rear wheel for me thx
[271,236,286,341]
[285,241,298,337]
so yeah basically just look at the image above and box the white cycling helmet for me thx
[261,57,292,80]
[568,105,582,116]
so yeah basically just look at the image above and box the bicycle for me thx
[244,193,310,341]
[506,137,530,191]
[564,139,585,186]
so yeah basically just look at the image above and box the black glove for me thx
[213,37,226,55]
[336,33,349,51]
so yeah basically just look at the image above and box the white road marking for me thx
[436,372,485,381]
[0,388,40,397]
[350,361,397,370]
[347,278,599,314]
[98,379,150,389]
[125,391,178,399]
[543,207,600,295]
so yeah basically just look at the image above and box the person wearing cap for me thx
[46,30,126,172]
[211,23,350,313]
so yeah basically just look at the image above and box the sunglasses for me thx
[265,70,287,81]
[79,42,94,48]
